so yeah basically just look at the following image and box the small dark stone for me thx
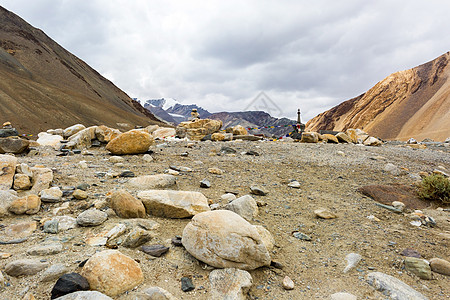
[200,179,211,188]
[181,277,195,292]
[270,261,284,269]
[180,152,189,157]
[120,170,135,177]
[73,149,81,154]
[220,146,236,154]
[293,231,312,241]
[141,244,169,257]
[201,134,212,141]
[172,236,183,247]
[245,150,260,156]
[78,259,88,268]
[170,165,182,172]
[400,248,422,258]
[0,128,19,137]
[91,140,101,147]
[50,272,90,299]
[250,186,267,196]
[76,183,90,191]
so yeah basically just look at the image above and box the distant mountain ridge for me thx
[0,6,162,135]
[307,52,450,141]
[138,98,295,137]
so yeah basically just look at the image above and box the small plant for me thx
[417,174,450,204]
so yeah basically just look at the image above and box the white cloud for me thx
[1,0,449,121]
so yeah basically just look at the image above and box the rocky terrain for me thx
[307,52,450,142]
[0,6,163,136]
[0,123,449,300]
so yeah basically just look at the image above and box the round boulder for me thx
[182,210,271,270]
[106,130,154,155]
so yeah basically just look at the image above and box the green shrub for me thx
[417,174,450,204]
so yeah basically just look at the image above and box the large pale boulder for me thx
[232,125,248,136]
[336,132,353,143]
[127,174,176,190]
[95,125,121,143]
[63,124,86,138]
[182,210,271,270]
[4,259,48,277]
[36,132,63,149]
[106,130,154,155]
[68,126,98,149]
[152,127,176,139]
[137,190,210,218]
[110,189,146,218]
[345,129,358,143]
[322,134,338,144]
[364,136,382,146]
[176,119,222,141]
[53,291,113,300]
[300,132,319,143]
[366,272,428,300]
[0,154,17,190]
[0,137,30,154]
[80,250,144,297]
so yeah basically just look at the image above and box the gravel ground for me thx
[1,139,449,299]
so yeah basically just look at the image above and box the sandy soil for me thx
[1,139,449,299]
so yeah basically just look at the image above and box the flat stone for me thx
[208,167,223,175]
[330,292,357,300]
[358,184,430,209]
[288,181,301,188]
[209,268,252,300]
[141,244,169,257]
[5,259,48,277]
[27,243,63,256]
[53,291,113,300]
[80,250,144,297]
[142,287,177,300]
[40,187,63,202]
[366,272,429,300]
[41,264,70,282]
[51,272,90,299]
[4,221,37,238]
[72,189,88,200]
[429,258,450,276]
[0,137,30,154]
[138,190,210,218]
[127,174,176,190]
[400,248,422,258]
[343,253,362,273]
[314,208,338,219]
[76,209,108,227]
[404,257,432,280]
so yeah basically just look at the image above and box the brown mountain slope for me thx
[0,6,163,135]
[306,52,450,141]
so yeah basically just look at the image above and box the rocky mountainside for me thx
[209,111,295,138]
[306,52,450,142]
[0,6,162,135]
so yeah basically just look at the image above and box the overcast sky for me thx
[2,0,449,121]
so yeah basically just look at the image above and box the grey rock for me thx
[41,264,70,282]
[40,187,63,202]
[293,232,312,241]
[0,137,30,154]
[142,287,178,299]
[404,257,432,280]
[76,209,108,227]
[5,259,48,276]
[127,174,176,190]
[209,268,252,300]
[384,163,401,176]
[366,272,429,300]
[44,219,60,233]
[141,244,169,257]
[343,253,362,273]
[181,277,195,292]
[225,194,258,221]
[27,243,63,256]
[200,179,211,188]
[54,291,112,300]
[330,292,357,300]
[122,227,153,248]
[250,186,267,196]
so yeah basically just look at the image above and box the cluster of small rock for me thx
[300,128,383,146]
